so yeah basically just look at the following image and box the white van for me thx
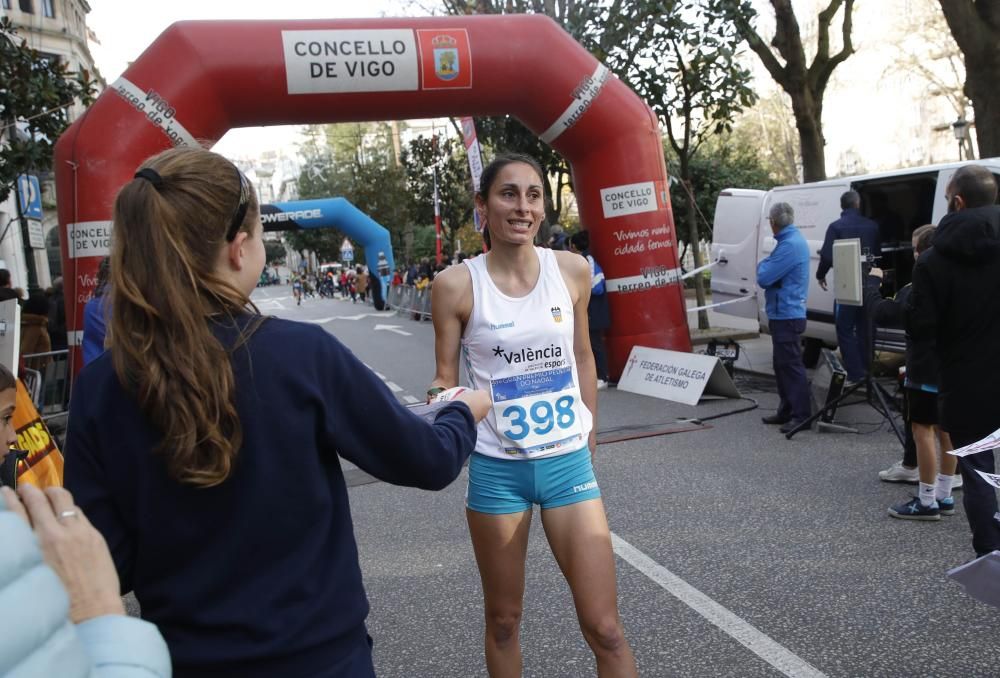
[710,158,1000,365]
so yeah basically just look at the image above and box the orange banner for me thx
[13,380,64,488]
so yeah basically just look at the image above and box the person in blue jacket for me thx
[1,486,172,678]
[757,202,811,433]
[63,147,490,678]
[82,257,110,366]
[815,190,882,383]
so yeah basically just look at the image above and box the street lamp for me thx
[952,117,971,161]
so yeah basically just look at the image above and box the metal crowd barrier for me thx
[385,284,433,320]
[22,349,71,421]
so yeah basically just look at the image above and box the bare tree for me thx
[714,0,856,181]
[937,0,1000,158]
[889,0,973,160]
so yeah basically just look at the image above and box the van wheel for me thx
[802,338,823,368]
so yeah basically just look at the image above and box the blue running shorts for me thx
[467,447,601,514]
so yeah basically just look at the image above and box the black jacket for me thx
[817,208,882,281]
[864,279,938,389]
[905,205,1000,438]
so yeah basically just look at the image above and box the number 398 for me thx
[501,395,575,441]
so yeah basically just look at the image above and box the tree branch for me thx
[811,0,854,93]
[938,0,990,55]
[729,5,787,82]
[769,0,807,73]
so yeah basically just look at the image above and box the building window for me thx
[37,51,61,67]
[18,0,32,14]
[41,0,54,17]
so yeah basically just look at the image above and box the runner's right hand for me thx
[453,390,492,423]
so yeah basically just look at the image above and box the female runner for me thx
[430,154,637,677]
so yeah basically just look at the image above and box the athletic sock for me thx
[935,473,954,501]
[918,482,937,507]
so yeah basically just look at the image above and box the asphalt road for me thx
[251,284,999,678]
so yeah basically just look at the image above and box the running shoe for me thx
[888,497,940,521]
[937,496,956,516]
[952,474,963,491]
[878,461,919,484]
[596,380,608,391]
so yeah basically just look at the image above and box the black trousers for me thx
[901,390,917,468]
[769,319,811,422]
[952,430,1000,557]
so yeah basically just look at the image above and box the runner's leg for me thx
[467,509,533,678]
[540,499,637,677]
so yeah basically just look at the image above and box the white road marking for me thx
[336,312,396,320]
[610,533,827,678]
[403,395,420,404]
[385,381,404,393]
[374,324,412,336]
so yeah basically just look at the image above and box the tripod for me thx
[784,295,905,444]
[783,370,904,443]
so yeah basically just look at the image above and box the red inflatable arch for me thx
[54,15,691,377]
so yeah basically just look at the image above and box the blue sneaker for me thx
[937,496,955,516]
[888,497,940,521]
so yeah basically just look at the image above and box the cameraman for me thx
[817,191,882,385]
[864,225,958,521]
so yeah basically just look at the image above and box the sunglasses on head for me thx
[225,167,252,242]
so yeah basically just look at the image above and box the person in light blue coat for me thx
[756,201,812,433]
[0,485,171,677]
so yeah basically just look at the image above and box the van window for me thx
[854,172,937,294]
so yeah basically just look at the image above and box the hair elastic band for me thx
[134,168,164,189]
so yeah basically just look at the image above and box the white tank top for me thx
[461,247,593,460]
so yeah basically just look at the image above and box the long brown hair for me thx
[109,147,261,487]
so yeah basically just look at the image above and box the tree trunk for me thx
[938,0,1000,158]
[966,60,1000,158]
[789,91,825,182]
[682,172,709,330]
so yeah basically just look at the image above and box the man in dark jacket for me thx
[906,165,1000,556]
[817,191,882,383]
[865,225,959,521]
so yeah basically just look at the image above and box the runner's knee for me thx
[485,608,522,645]
[581,615,626,654]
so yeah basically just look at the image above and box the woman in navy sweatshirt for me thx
[64,147,490,678]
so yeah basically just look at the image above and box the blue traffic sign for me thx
[17,175,42,220]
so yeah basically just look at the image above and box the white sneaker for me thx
[596,380,608,391]
[878,460,919,484]
[952,473,963,491]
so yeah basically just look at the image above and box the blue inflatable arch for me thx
[261,198,395,310]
